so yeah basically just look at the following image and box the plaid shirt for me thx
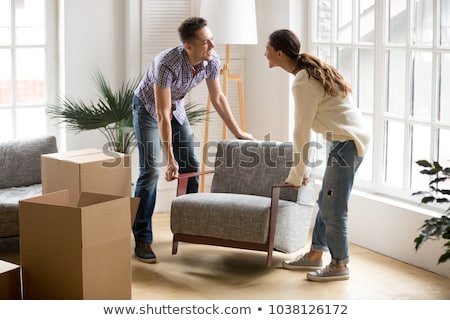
[135,45,220,124]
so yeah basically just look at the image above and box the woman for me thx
[265,29,370,281]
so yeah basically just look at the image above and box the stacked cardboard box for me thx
[41,148,131,202]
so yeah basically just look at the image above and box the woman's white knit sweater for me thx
[286,69,371,186]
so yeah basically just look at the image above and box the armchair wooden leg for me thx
[266,250,273,268]
[172,236,178,255]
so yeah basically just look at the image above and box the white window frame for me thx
[0,0,57,141]
[308,0,450,208]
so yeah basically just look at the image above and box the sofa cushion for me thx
[210,140,298,202]
[0,136,57,189]
[0,184,42,237]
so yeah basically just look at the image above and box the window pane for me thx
[16,48,45,105]
[359,0,375,43]
[413,0,433,46]
[337,0,352,42]
[316,46,332,63]
[0,49,12,105]
[439,53,450,122]
[0,109,13,142]
[357,48,374,112]
[388,0,407,44]
[385,120,404,187]
[411,52,432,120]
[438,128,450,165]
[410,125,431,191]
[0,0,11,45]
[438,128,450,194]
[337,47,353,87]
[386,50,406,115]
[441,0,450,46]
[16,107,46,138]
[315,0,332,42]
[15,0,45,45]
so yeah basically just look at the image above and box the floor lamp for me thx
[199,0,258,191]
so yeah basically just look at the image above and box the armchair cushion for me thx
[171,183,314,253]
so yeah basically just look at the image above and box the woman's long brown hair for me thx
[269,29,352,97]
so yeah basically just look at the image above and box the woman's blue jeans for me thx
[310,140,363,266]
[132,96,200,244]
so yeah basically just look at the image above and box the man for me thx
[132,17,254,263]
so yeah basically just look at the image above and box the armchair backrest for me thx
[210,140,298,202]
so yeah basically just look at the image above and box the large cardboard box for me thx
[41,149,131,204]
[19,190,138,300]
[0,260,21,299]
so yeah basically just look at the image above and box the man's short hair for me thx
[178,17,208,43]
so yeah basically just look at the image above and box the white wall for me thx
[245,0,291,141]
[58,0,127,151]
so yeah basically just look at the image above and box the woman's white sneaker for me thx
[282,254,323,271]
[307,263,349,282]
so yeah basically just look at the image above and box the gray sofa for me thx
[171,140,315,267]
[0,136,58,238]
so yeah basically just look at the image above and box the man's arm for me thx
[154,84,179,181]
[205,78,254,140]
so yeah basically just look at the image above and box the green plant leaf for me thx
[438,248,450,264]
[420,168,440,175]
[416,160,432,167]
[421,196,436,204]
[433,161,443,171]
[429,177,448,185]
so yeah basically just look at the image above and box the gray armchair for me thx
[170,140,315,267]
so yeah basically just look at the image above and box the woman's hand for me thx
[302,175,313,185]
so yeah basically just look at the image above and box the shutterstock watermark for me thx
[99,132,350,170]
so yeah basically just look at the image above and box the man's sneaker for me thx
[307,263,349,282]
[282,254,323,271]
[135,242,157,263]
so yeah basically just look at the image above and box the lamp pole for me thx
[199,0,257,191]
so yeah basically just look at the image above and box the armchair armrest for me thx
[176,170,215,196]
[266,182,296,266]
[269,182,296,219]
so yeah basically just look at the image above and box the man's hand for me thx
[236,131,256,140]
[165,159,179,181]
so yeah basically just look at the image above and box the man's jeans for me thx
[132,96,200,244]
[310,140,363,266]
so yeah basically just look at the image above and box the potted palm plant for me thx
[47,70,209,154]
[412,160,450,264]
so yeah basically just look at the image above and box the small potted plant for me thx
[412,160,450,264]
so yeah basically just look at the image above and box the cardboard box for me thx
[0,260,21,299]
[19,190,139,300]
[41,149,131,205]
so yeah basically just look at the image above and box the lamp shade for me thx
[199,0,258,45]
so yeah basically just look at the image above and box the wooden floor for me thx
[1,212,449,300]
[132,212,450,300]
